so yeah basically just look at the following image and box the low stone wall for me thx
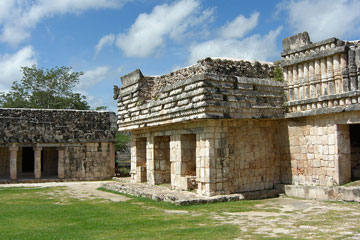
[284,184,360,202]
[0,108,116,144]
[103,180,281,205]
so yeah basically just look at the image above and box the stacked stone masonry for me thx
[0,108,116,181]
[116,32,360,197]
[116,58,283,131]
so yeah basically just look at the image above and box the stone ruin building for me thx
[0,108,116,182]
[114,32,360,197]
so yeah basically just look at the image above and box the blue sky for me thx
[0,0,359,111]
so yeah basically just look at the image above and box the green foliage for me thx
[0,65,90,110]
[273,61,284,82]
[95,106,108,111]
[115,132,131,152]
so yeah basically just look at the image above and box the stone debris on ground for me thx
[102,178,281,205]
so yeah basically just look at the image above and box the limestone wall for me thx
[64,142,115,180]
[0,108,116,144]
[116,58,284,131]
[130,119,282,196]
[226,120,281,193]
[282,111,360,186]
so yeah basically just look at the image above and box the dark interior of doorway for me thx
[350,124,360,181]
[22,147,34,172]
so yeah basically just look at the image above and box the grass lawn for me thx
[0,187,239,240]
[0,186,359,240]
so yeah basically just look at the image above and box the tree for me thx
[115,132,130,153]
[273,61,284,82]
[0,65,90,110]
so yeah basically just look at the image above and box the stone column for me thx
[292,65,298,100]
[109,142,115,177]
[321,57,328,95]
[57,148,65,179]
[309,61,316,98]
[287,68,294,101]
[333,54,342,94]
[340,53,349,92]
[9,145,18,180]
[170,135,181,188]
[130,137,137,181]
[315,59,321,97]
[327,56,335,95]
[303,62,310,99]
[335,125,351,185]
[349,49,358,91]
[146,135,155,185]
[298,64,304,99]
[34,147,42,179]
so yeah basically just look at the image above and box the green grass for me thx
[0,187,239,240]
[1,186,359,240]
[343,180,360,187]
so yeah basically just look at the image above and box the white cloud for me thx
[219,12,259,39]
[77,66,111,90]
[94,34,115,56]
[0,46,37,92]
[0,0,126,46]
[0,0,16,24]
[116,0,201,58]
[278,0,360,41]
[188,27,282,64]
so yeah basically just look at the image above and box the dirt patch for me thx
[0,181,130,202]
[214,196,360,239]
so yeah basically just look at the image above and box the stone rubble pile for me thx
[102,179,281,205]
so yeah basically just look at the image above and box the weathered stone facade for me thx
[280,32,360,189]
[115,32,360,197]
[0,108,116,181]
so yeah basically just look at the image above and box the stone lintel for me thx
[286,90,360,106]
[285,103,360,118]
[281,46,346,67]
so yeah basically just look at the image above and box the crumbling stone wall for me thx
[138,58,275,100]
[0,108,116,144]
[0,108,116,181]
[116,58,284,131]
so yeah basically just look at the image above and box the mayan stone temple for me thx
[0,109,116,182]
[115,32,360,198]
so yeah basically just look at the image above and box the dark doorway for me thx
[42,147,58,177]
[22,147,34,172]
[350,124,360,181]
